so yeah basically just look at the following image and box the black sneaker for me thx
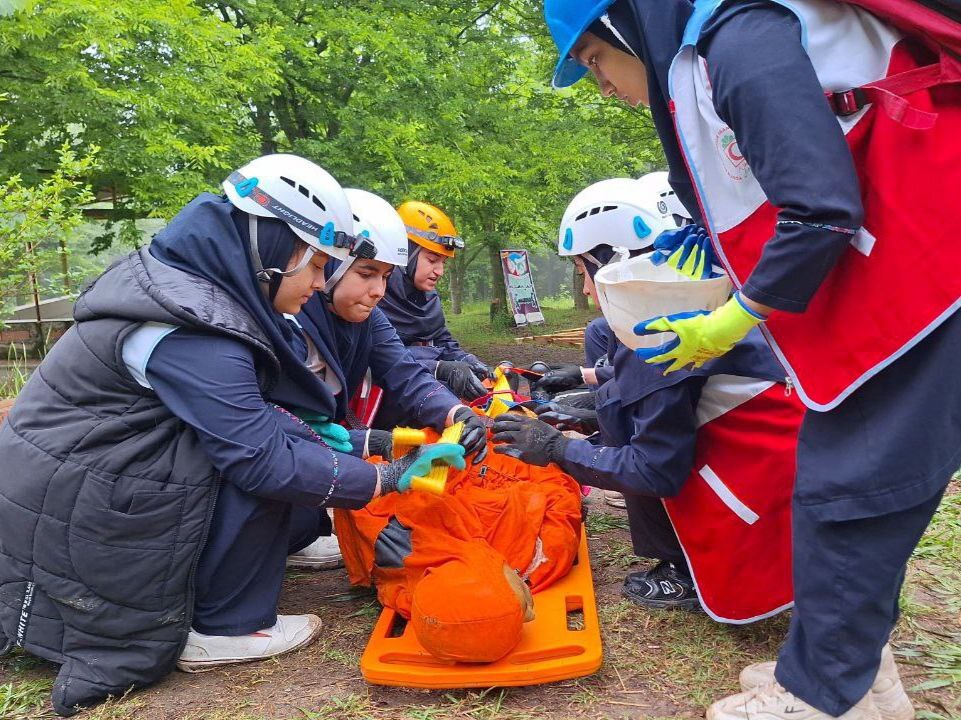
[621,561,700,610]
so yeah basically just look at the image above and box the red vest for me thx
[672,0,961,410]
[663,376,805,623]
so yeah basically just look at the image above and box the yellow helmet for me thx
[396,201,464,258]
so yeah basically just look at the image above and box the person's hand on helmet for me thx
[378,443,466,494]
[454,406,489,465]
[491,415,569,467]
[436,360,488,400]
[534,402,599,435]
[530,363,585,395]
[634,293,765,373]
[365,429,393,459]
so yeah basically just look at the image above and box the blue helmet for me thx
[544,0,617,89]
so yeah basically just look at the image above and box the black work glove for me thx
[491,414,569,467]
[467,357,495,381]
[531,363,584,395]
[534,402,599,435]
[436,360,488,400]
[366,429,393,459]
[453,406,489,465]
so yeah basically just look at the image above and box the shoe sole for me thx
[621,587,701,611]
[285,558,345,571]
[176,619,323,673]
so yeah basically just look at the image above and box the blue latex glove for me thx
[379,443,467,493]
[291,408,354,453]
[633,293,765,373]
[651,225,720,280]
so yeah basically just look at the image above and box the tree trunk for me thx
[58,235,70,292]
[488,242,512,329]
[573,263,589,310]
[449,251,466,315]
[27,240,45,357]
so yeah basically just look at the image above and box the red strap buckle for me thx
[827,88,866,117]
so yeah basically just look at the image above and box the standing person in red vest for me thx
[541,1,961,719]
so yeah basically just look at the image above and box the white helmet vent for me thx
[575,205,618,221]
[280,175,326,211]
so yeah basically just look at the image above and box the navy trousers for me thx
[776,488,946,715]
[624,494,687,566]
[776,309,961,715]
[192,482,330,635]
[584,317,612,367]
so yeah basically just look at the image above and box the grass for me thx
[0,678,54,719]
[585,509,629,535]
[444,300,599,349]
[0,342,32,399]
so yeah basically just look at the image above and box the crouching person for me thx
[0,155,463,715]
[494,179,804,623]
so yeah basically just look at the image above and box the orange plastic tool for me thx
[359,532,602,688]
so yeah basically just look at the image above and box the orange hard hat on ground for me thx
[396,201,464,257]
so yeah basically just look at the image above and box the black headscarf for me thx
[588,0,701,221]
[149,192,340,416]
[378,242,448,344]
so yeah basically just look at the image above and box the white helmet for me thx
[223,153,358,285]
[558,177,678,263]
[324,189,410,295]
[636,171,691,225]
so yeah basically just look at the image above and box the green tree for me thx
[0,0,282,222]
[0,129,97,351]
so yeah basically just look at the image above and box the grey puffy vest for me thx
[0,248,278,715]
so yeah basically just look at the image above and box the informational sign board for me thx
[500,249,545,326]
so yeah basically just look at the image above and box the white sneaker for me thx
[286,534,343,570]
[739,645,913,720]
[603,490,627,509]
[708,682,880,720]
[177,614,322,673]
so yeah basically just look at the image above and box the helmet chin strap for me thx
[405,244,421,278]
[247,215,316,298]
[322,256,356,302]
[599,14,639,58]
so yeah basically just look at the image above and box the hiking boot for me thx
[177,614,322,673]
[603,490,627,509]
[286,534,343,570]
[708,682,879,720]
[621,560,700,610]
[739,645,913,720]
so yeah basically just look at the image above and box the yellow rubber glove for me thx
[633,293,765,373]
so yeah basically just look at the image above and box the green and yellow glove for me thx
[633,293,766,373]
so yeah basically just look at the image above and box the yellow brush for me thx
[390,422,465,494]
